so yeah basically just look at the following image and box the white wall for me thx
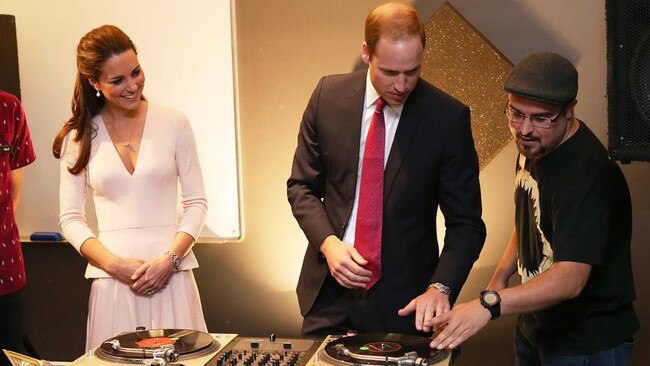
[0,0,241,240]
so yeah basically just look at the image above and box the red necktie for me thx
[355,97,386,289]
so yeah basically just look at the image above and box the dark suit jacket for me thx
[287,69,486,325]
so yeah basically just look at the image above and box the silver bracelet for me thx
[427,282,451,295]
[165,251,182,270]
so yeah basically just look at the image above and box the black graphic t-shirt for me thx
[514,121,639,355]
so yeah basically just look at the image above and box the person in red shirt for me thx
[0,89,36,366]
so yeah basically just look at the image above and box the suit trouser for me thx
[301,275,416,337]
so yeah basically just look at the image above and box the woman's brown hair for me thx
[52,24,138,174]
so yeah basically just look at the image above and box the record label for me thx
[136,337,176,348]
[360,341,402,353]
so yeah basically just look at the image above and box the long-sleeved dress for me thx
[59,102,208,350]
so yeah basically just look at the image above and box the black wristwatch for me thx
[480,290,501,319]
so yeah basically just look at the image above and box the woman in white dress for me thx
[52,25,208,351]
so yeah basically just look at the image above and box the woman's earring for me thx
[96,89,101,97]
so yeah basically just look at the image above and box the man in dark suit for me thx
[287,2,486,337]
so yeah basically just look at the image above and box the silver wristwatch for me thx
[165,251,182,270]
[427,282,451,295]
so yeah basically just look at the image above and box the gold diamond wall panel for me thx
[421,2,513,170]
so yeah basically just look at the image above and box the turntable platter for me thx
[71,333,238,366]
[95,329,220,363]
[318,333,449,366]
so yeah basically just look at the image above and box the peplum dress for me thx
[58,103,208,350]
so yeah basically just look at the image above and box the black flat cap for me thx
[504,52,578,105]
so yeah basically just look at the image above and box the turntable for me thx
[306,333,451,366]
[70,329,236,365]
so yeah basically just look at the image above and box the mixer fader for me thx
[215,335,320,366]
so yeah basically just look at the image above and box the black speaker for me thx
[0,14,21,99]
[606,0,650,162]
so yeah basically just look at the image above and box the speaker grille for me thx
[607,0,650,162]
[0,14,21,99]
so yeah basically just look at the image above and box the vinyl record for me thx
[320,333,448,366]
[96,329,219,363]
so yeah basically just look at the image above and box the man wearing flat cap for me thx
[427,52,639,365]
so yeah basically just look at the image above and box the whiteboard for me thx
[2,0,241,241]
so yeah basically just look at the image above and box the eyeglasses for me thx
[503,102,567,129]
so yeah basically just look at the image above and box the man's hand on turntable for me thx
[320,235,372,289]
[130,255,174,295]
[397,288,450,333]
[426,299,490,350]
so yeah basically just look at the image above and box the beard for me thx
[515,135,546,160]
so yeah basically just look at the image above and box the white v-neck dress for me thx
[58,103,208,350]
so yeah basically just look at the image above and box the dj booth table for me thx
[68,331,451,366]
